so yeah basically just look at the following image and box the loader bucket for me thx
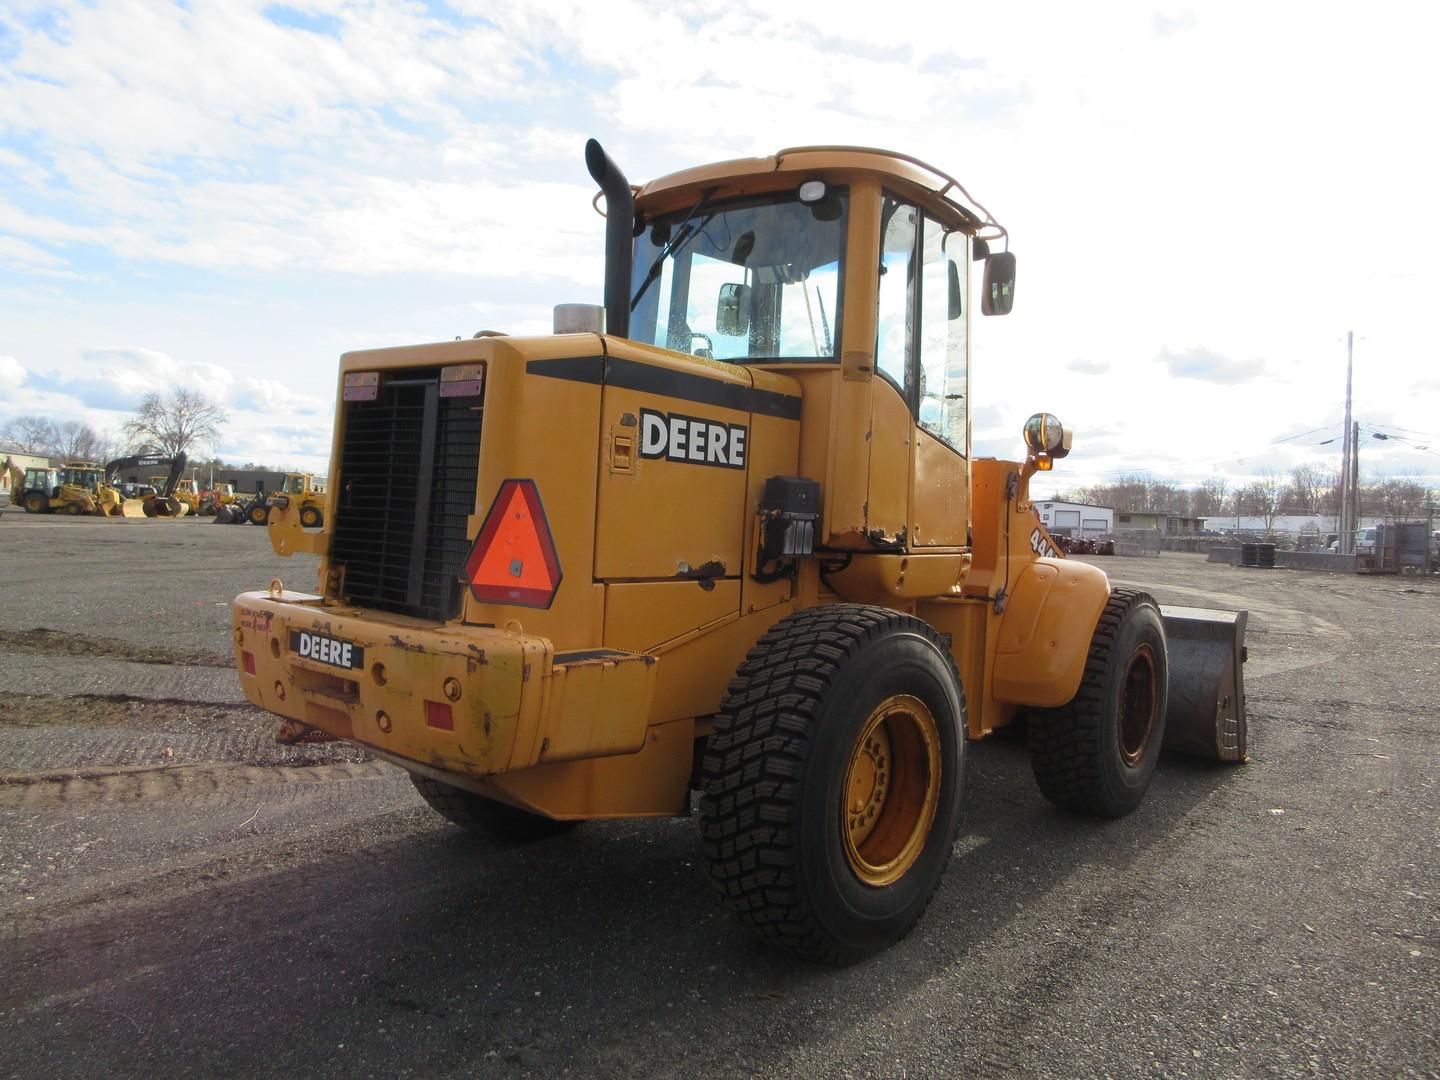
[1160,606,1248,762]
[115,498,148,518]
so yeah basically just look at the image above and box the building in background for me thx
[1116,510,1202,535]
[0,450,54,505]
[1035,500,1114,538]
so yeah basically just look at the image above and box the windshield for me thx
[630,187,848,363]
[60,467,100,489]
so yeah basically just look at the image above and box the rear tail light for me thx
[425,700,454,731]
[343,371,379,401]
[464,479,562,608]
[440,363,485,398]
[242,651,257,675]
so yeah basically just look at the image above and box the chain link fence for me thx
[1112,528,1161,558]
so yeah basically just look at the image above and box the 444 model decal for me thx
[1029,527,1059,559]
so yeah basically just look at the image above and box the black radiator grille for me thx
[330,367,482,622]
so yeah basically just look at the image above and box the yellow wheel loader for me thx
[233,142,1247,963]
[164,477,202,516]
[246,473,326,528]
[202,482,239,519]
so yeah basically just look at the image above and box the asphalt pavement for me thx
[1,510,1436,1078]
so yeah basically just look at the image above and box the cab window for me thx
[875,194,969,455]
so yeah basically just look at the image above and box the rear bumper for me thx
[232,591,657,778]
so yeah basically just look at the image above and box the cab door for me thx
[870,197,969,549]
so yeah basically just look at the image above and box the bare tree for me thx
[53,420,101,461]
[1,414,58,456]
[1366,477,1431,519]
[1284,463,1331,515]
[1242,469,1284,530]
[124,389,228,458]
[1193,475,1229,517]
[91,428,123,465]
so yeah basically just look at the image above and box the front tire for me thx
[248,503,270,526]
[299,506,322,528]
[700,605,966,964]
[1028,588,1168,818]
[409,774,578,842]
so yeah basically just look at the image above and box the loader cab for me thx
[629,149,1014,553]
[60,463,103,490]
[24,468,58,497]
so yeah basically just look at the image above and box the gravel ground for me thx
[0,508,1436,1078]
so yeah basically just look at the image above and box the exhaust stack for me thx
[585,138,634,340]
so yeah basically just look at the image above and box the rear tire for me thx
[300,506,322,528]
[409,774,579,842]
[700,605,966,964]
[1028,588,1168,818]
[23,492,47,513]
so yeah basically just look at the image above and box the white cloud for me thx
[234,377,327,415]
[0,354,27,387]
[1,0,1437,485]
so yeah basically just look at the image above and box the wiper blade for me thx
[630,188,718,311]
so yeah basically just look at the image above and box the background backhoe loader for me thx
[14,461,113,515]
[232,141,1247,963]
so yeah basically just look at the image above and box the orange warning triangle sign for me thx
[465,480,562,607]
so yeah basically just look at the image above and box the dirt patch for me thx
[0,760,392,809]
[0,691,374,774]
[0,693,255,729]
[0,627,231,667]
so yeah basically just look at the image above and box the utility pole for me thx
[1339,331,1355,554]
[1351,419,1361,537]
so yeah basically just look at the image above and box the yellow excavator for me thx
[104,454,190,517]
[232,142,1247,963]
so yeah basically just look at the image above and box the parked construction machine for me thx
[202,482,239,518]
[12,460,115,515]
[105,454,190,517]
[6,462,58,513]
[233,142,1248,962]
[245,473,327,527]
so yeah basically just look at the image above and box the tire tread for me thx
[699,604,963,963]
[1029,586,1162,816]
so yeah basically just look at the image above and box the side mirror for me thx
[716,282,751,336]
[982,251,1016,316]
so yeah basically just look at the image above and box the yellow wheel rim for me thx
[841,694,942,887]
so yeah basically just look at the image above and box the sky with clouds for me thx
[2,0,1437,489]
